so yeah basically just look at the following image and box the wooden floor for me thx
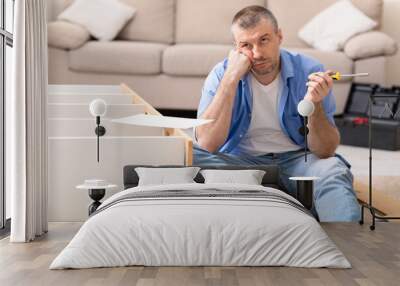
[1,218,399,286]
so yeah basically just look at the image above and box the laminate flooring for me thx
[1,220,399,286]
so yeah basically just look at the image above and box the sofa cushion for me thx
[344,31,398,60]
[117,0,175,44]
[267,0,383,48]
[286,48,353,81]
[175,0,265,44]
[351,0,383,26]
[69,41,167,75]
[48,21,90,50]
[163,44,232,76]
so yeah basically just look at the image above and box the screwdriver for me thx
[330,72,369,80]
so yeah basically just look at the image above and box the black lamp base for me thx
[295,180,314,210]
[88,188,105,215]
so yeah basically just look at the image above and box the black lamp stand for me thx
[299,117,309,162]
[359,94,400,230]
[95,116,106,162]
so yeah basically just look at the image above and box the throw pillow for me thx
[200,169,266,185]
[298,0,377,51]
[58,0,136,41]
[135,167,201,186]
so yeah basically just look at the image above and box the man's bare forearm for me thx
[196,49,251,152]
[308,103,340,158]
[196,73,239,152]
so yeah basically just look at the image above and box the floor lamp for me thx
[359,92,400,230]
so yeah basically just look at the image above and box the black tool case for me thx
[335,83,400,150]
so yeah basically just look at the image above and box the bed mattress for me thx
[50,183,350,269]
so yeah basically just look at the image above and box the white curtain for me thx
[7,0,48,242]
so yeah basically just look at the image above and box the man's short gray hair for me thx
[232,5,278,32]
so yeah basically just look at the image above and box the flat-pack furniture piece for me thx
[48,84,193,221]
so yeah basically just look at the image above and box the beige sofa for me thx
[47,0,397,115]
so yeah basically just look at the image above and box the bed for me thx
[50,165,351,269]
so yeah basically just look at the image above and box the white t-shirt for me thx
[237,73,300,156]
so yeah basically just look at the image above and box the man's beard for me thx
[251,59,277,76]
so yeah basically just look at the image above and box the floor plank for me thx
[0,220,399,286]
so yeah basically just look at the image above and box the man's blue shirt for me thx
[197,49,337,155]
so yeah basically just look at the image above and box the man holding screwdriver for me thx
[194,5,360,222]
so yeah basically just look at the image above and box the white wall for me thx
[382,0,400,86]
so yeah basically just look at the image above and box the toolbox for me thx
[335,83,400,150]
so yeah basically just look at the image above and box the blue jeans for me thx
[193,146,360,222]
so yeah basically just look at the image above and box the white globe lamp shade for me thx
[89,99,107,117]
[297,99,315,117]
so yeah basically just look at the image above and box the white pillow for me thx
[58,0,136,41]
[135,167,201,186]
[298,0,377,51]
[200,169,266,185]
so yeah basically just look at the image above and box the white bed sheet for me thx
[50,183,350,269]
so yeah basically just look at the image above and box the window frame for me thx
[0,0,14,233]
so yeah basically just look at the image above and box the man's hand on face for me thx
[305,71,334,104]
[226,49,253,81]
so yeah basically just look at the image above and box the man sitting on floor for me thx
[194,5,360,222]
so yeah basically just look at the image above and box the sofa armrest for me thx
[48,21,90,50]
[354,56,386,85]
[344,31,398,60]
